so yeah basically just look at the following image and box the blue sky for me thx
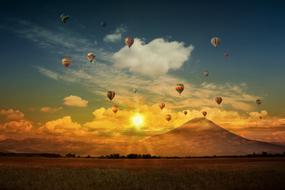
[1,0,285,123]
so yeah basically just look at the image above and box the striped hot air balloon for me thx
[176,84,184,95]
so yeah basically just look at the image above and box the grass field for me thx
[0,157,285,190]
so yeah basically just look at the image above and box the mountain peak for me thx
[176,117,224,132]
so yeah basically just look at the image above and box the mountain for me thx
[138,118,285,157]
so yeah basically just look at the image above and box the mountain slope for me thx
[139,118,285,156]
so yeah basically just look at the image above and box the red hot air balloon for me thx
[215,97,223,105]
[202,111,207,117]
[176,84,184,95]
[107,91,115,101]
[165,114,171,122]
[159,103,165,110]
[124,37,134,48]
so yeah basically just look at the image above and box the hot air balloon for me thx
[112,105,118,114]
[60,14,70,24]
[165,114,171,122]
[107,91,115,101]
[211,37,221,47]
[256,99,262,105]
[100,21,106,27]
[133,88,137,94]
[259,116,263,120]
[183,110,188,116]
[86,52,95,63]
[224,52,229,59]
[202,111,207,117]
[176,84,184,95]
[159,103,165,110]
[203,70,209,77]
[125,37,134,48]
[61,57,72,68]
[215,97,223,105]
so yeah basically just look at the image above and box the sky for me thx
[0,0,285,155]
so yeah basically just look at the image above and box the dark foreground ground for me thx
[0,157,285,190]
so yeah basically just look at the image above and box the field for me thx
[0,157,285,190]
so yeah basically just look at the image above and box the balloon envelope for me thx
[61,57,72,68]
[60,14,70,23]
[256,99,262,105]
[211,37,221,47]
[224,52,229,59]
[184,111,188,116]
[112,105,118,113]
[165,114,171,121]
[202,111,207,117]
[86,52,95,62]
[159,103,165,110]
[125,37,134,48]
[203,70,209,77]
[107,91,115,101]
[176,84,184,94]
[215,97,223,105]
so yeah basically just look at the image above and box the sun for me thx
[131,113,144,128]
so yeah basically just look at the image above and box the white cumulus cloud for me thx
[113,38,194,76]
[63,95,88,107]
[103,26,126,43]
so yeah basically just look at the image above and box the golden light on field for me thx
[131,113,144,128]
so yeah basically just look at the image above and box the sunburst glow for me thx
[131,114,144,128]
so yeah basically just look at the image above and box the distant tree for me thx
[261,152,268,157]
[127,154,138,159]
[65,153,76,158]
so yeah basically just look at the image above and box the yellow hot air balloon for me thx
[112,105,118,114]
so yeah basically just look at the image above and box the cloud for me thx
[0,120,33,133]
[37,64,259,112]
[40,106,62,113]
[113,38,194,76]
[0,109,25,121]
[0,109,33,136]
[39,116,86,137]
[103,26,126,43]
[249,110,268,119]
[63,95,88,107]
[4,19,112,64]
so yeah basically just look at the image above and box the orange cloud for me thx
[40,106,62,113]
[0,109,25,121]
